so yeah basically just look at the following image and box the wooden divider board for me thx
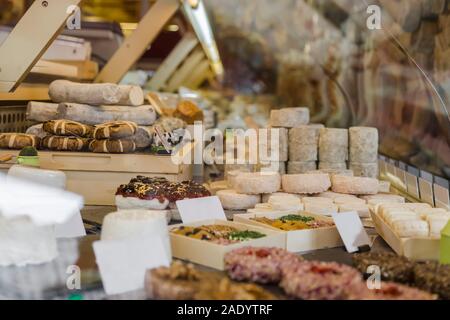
[146,32,199,91]
[94,0,180,84]
[166,48,206,92]
[0,0,81,92]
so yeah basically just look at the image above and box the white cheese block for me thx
[287,161,317,174]
[115,195,170,211]
[255,203,274,210]
[0,216,58,267]
[269,107,310,128]
[385,212,420,225]
[392,219,429,238]
[349,162,378,178]
[101,210,171,259]
[349,127,378,163]
[304,203,339,216]
[217,189,261,210]
[232,172,281,195]
[339,204,370,218]
[331,175,379,195]
[427,215,450,238]
[268,194,304,211]
[361,194,405,204]
[258,128,288,161]
[315,191,347,199]
[282,174,331,194]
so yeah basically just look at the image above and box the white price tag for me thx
[332,212,371,253]
[93,236,170,295]
[176,196,227,224]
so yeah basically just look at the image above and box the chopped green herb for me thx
[279,215,315,223]
[228,230,266,241]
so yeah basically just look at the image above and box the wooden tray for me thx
[370,210,440,261]
[169,219,285,270]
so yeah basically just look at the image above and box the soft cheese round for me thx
[281,174,331,194]
[217,189,261,210]
[232,172,281,195]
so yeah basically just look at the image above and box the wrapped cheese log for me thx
[49,80,144,106]
[269,107,310,128]
[319,128,348,163]
[282,174,331,194]
[258,128,288,162]
[42,136,89,151]
[57,103,157,126]
[349,127,378,163]
[132,127,153,149]
[349,162,378,178]
[289,125,321,161]
[217,190,261,210]
[89,139,136,154]
[43,120,93,138]
[26,102,59,122]
[331,175,379,195]
[93,121,138,139]
[0,133,40,149]
[232,172,281,195]
[26,124,49,140]
[287,161,317,174]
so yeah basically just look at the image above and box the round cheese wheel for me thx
[232,172,281,195]
[261,192,303,203]
[289,125,322,145]
[258,128,288,161]
[217,189,261,210]
[282,174,331,194]
[318,162,348,170]
[331,175,379,195]
[101,210,171,258]
[270,108,310,128]
[289,144,318,162]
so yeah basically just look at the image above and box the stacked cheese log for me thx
[318,128,349,171]
[349,127,379,178]
[376,202,450,238]
[24,80,156,153]
[287,124,323,174]
[259,107,310,175]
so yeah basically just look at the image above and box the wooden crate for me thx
[0,150,192,206]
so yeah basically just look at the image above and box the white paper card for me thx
[55,210,86,238]
[332,212,371,253]
[93,236,170,295]
[176,196,227,224]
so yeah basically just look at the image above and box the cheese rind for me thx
[349,127,378,163]
[217,189,261,210]
[287,161,317,174]
[349,162,378,178]
[282,174,331,194]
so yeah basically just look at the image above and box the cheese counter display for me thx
[0,0,450,305]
